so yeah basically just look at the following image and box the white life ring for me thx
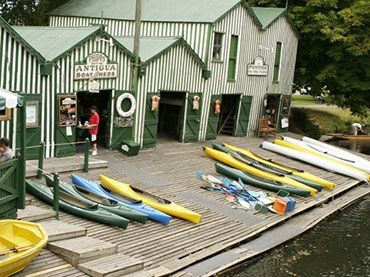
[116,93,136,117]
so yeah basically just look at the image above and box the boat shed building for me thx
[50,0,299,144]
[0,0,299,158]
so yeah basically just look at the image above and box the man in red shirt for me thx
[89,106,100,156]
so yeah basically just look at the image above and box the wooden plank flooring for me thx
[21,134,370,276]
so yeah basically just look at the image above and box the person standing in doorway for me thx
[89,106,100,155]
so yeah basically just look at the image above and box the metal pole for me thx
[37,142,44,179]
[84,138,90,173]
[53,173,60,220]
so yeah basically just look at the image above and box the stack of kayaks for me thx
[71,175,171,225]
[26,179,130,229]
[203,146,318,196]
[0,220,48,277]
[99,175,202,224]
[262,137,370,182]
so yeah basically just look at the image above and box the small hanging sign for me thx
[247,56,268,76]
[89,80,100,93]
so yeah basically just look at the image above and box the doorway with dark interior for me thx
[76,90,111,151]
[157,91,186,141]
[218,94,240,135]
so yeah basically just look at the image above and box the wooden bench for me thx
[258,118,276,137]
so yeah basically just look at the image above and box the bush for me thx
[289,108,322,139]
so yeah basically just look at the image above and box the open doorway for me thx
[76,90,111,149]
[218,94,240,135]
[263,94,281,126]
[157,92,185,141]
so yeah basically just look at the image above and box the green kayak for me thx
[213,143,323,192]
[215,163,311,197]
[45,175,148,224]
[26,179,129,229]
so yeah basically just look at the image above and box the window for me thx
[212,32,223,60]
[227,35,238,81]
[273,42,282,83]
[0,109,12,121]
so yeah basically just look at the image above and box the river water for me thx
[225,140,370,277]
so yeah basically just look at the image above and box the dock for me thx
[16,134,370,277]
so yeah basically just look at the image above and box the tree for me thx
[0,0,69,25]
[250,0,370,115]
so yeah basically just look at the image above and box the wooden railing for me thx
[0,158,23,219]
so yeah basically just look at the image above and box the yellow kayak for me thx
[0,220,48,277]
[223,143,336,190]
[274,139,370,180]
[203,147,317,196]
[100,175,202,224]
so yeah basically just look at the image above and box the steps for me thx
[219,115,235,135]
[78,253,144,277]
[48,236,118,266]
[38,219,87,242]
[17,205,55,221]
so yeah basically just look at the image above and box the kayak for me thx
[100,175,202,224]
[26,180,129,229]
[328,133,370,141]
[276,137,370,179]
[223,143,336,190]
[50,175,147,224]
[0,220,48,277]
[215,163,311,197]
[302,136,370,173]
[213,143,323,191]
[203,146,317,196]
[71,175,171,225]
[262,141,369,182]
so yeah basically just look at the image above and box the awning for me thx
[0,88,24,110]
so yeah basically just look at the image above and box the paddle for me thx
[0,245,34,256]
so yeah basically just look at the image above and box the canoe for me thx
[71,175,171,225]
[223,143,336,190]
[100,175,202,224]
[26,180,129,229]
[48,175,147,224]
[302,136,370,173]
[215,163,311,197]
[276,137,370,178]
[0,220,48,277]
[261,141,369,182]
[213,143,323,191]
[203,146,317,196]
[328,133,370,141]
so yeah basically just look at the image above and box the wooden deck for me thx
[16,134,370,276]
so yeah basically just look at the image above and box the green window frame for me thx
[227,35,238,81]
[212,32,223,61]
[273,42,282,83]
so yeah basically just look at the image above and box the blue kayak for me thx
[71,175,171,225]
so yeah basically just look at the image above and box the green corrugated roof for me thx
[114,37,179,62]
[12,26,101,62]
[50,0,242,23]
[251,7,286,29]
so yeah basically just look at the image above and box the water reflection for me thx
[328,139,370,156]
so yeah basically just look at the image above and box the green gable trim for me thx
[0,17,45,63]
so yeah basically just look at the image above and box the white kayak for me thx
[302,136,370,169]
[261,141,369,182]
[282,136,370,174]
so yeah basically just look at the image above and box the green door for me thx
[108,90,135,150]
[16,94,42,159]
[143,93,159,147]
[206,95,221,140]
[183,92,202,143]
[233,95,252,137]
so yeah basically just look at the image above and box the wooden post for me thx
[37,142,45,179]
[53,173,60,220]
[84,138,90,173]
[17,105,26,209]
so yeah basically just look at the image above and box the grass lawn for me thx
[303,107,370,134]
[291,94,317,105]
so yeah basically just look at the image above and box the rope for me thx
[26,162,55,176]
[15,140,89,151]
